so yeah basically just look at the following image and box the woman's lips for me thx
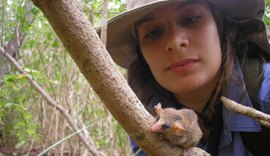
[166,59,198,74]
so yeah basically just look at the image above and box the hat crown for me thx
[209,0,265,19]
[126,0,159,10]
[126,0,265,19]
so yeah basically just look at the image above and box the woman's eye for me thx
[182,15,201,25]
[144,29,161,40]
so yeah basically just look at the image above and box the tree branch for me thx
[221,96,270,128]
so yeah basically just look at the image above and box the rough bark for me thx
[30,0,209,155]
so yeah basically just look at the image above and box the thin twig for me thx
[38,118,106,156]
[221,96,270,128]
[100,0,108,46]
[1,0,4,47]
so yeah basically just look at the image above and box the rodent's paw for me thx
[183,147,211,156]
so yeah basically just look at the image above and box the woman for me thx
[102,0,270,155]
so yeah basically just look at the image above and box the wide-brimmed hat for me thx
[99,0,270,68]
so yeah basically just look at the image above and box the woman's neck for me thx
[174,72,220,113]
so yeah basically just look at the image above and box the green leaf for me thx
[4,74,24,82]
[4,103,26,113]
[17,6,25,14]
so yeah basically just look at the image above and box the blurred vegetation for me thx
[265,3,270,26]
[0,0,130,155]
[1,0,270,155]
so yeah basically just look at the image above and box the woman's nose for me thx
[165,29,189,52]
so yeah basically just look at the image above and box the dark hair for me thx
[127,1,257,113]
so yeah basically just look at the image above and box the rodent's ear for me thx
[172,122,186,135]
[154,103,163,115]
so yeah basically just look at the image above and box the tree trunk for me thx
[30,0,208,155]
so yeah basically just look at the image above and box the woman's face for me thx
[136,1,222,102]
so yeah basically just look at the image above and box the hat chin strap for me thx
[132,24,141,50]
[132,24,145,60]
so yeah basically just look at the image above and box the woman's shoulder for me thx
[263,62,270,78]
[260,62,270,96]
[259,62,270,113]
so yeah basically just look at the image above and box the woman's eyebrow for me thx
[136,16,155,27]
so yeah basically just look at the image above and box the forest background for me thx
[0,0,270,155]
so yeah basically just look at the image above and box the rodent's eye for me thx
[162,123,170,129]
[156,116,160,122]
[173,115,182,121]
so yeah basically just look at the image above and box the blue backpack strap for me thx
[240,56,270,156]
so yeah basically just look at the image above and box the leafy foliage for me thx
[264,4,270,26]
[0,73,39,147]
